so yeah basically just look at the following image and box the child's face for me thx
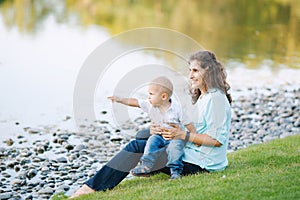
[148,84,166,107]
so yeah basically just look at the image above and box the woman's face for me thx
[189,60,206,89]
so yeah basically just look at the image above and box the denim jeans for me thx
[84,129,207,191]
[141,134,184,175]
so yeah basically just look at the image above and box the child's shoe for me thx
[170,173,181,180]
[130,165,151,177]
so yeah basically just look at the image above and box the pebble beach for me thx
[0,84,299,200]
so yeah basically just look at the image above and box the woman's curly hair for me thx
[189,50,232,105]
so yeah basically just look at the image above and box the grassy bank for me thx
[54,135,300,200]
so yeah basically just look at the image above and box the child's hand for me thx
[107,96,120,103]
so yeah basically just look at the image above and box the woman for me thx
[71,50,232,198]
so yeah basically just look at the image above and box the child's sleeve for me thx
[138,99,151,114]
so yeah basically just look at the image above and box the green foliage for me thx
[53,135,300,200]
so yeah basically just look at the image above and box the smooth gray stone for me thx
[0,192,12,200]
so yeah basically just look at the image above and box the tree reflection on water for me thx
[0,0,299,69]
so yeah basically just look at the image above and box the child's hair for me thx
[150,76,173,97]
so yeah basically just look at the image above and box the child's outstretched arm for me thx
[107,96,140,107]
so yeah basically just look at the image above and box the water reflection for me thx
[1,0,300,69]
[0,0,300,138]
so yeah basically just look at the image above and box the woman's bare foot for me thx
[69,184,95,199]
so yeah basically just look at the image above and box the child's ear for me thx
[161,93,168,100]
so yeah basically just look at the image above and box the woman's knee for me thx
[135,129,150,140]
[124,139,147,153]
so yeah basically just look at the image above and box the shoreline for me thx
[0,84,299,199]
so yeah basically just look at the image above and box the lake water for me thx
[0,0,300,141]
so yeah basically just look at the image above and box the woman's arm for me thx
[187,131,222,147]
[162,124,222,147]
[185,123,196,133]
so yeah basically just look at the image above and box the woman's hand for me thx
[150,123,164,135]
[161,123,185,140]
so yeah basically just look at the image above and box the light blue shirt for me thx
[183,89,231,172]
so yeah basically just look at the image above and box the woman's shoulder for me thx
[205,88,225,98]
[197,89,227,108]
[204,88,228,104]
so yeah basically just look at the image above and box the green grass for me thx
[54,135,300,200]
